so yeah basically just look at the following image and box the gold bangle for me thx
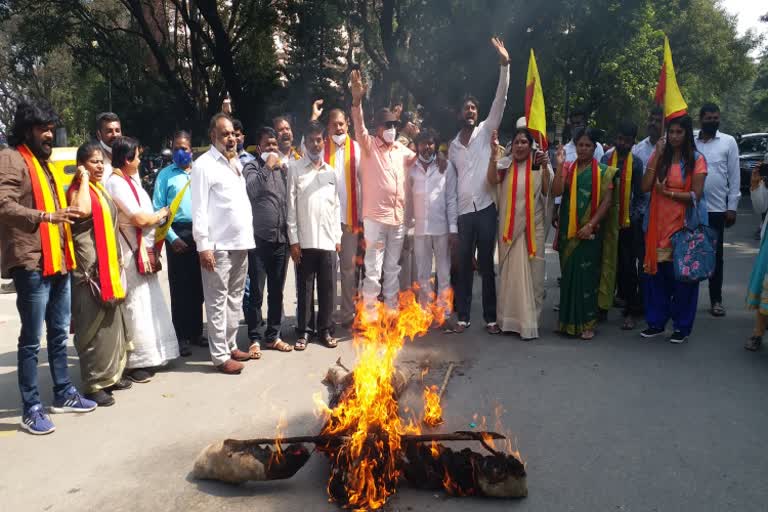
[647,167,656,173]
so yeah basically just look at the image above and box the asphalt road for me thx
[1,205,767,512]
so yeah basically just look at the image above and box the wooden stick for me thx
[437,362,456,400]
[225,430,506,448]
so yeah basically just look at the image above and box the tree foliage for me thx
[0,0,763,146]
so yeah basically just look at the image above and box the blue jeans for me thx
[642,262,699,336]
[12,269,73,413]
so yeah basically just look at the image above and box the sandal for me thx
[264,339,293,352]
[321,335,338,348]
[711,303,726,317]
[621,317,636,331]
[248,342,262,359]
[485,322,501,335]
[294,338,307,351]
[580,330,595,341]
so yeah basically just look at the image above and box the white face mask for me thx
[418,154,435,164]
[382,128,397,144]
[99,140,113,155]
[308,150,322,162]
[261,151,280,163]
[331,133,347,146]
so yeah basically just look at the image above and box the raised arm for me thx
[486,130,504,186]
[481,37,511,131]
[68,168,92,218]
[350,69,372,153]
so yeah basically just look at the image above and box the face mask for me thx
[261,151,280,163]
[173,149,192,168]
[99,140,112,155]
[332,133,347,146]
[701,121,719,136]
[308,150,322,162]
[382,128,397,144]
[237,142,244,152]
[418,154,435,164]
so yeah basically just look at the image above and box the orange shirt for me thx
[653,153,707,252]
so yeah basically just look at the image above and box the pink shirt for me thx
[352,103,415,226]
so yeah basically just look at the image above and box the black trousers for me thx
[617,221,644,317]
[166,223,204,341]
[247,239,289,342]
[456,204,497,324]
[296,249,337,338]
[707,212,725,305]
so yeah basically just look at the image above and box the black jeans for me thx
[617,221,644,317]
[296,249,336,338]
[166,223,204,341]
[247,239,289,342]
[707,212,725,305]
[456,203,497,324]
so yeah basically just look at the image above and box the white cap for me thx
[516,116,527,129]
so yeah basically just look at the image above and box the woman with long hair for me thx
[487,128,552,339]
[551,128,617,340]
[640,115,707,344]
[67,142,133,406]
[106,136,178,383]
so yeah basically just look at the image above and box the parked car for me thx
[738,133,768,191]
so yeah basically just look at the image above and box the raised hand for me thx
[311,99,324,121]
[350,69,366,104]
[555,144,566,168]
[491,36,510,66]
[491,129,500,150]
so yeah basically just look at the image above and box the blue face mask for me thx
[173,149,192,168]
[237,142,244,152]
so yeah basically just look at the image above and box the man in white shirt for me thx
[274,116,302,166]
[448,37,509,334]
[407,128,458,313]
[309,99,363,327]
[632,107,663,170]
[287,121,343,350]
[695,103,741,317]
[95,112,122,183]
[191,113,255,375]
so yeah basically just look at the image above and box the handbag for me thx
[670,193,716,283]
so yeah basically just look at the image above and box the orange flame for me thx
[422,385,443,427]
[319,290,448,509]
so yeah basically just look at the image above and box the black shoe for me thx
[179,340,192,357]
[85,390,115,407]
[106,378,133,393]
[127,369,153,383]
[669,331,688,344]
[193,335,208,347]
[640,327,665,338]
[597,309,608,322]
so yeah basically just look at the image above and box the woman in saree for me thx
[106,136,178,383]
[746,162,768,351]
[67,142,133,406]
[551,128,616,340]
[640,115,706,344]
[487,128,552,339]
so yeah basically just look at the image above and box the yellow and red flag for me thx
[524,49,548,150]
[654,35,687,121]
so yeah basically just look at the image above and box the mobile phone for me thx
[531,150,542,171]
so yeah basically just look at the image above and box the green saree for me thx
[558,162,617,335]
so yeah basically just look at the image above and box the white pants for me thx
[362,218,405,307]
[200,250,248,365]
[413,234,451,310]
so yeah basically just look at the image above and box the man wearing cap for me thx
[350,69,418,312]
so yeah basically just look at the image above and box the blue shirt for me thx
[152,163,192,243]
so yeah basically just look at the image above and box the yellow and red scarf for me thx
[566,159,601,239]
[18,144,76,276]
[608,150,633,228]
[68,180,125,302]
[324,135,358,226]
[501,156,536,258]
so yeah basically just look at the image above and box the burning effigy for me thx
[192,290,527,509]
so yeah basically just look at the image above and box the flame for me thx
[320,290,447,509]
[267,411,287,472]
[429,440,440,459]
[422,385,443,427]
